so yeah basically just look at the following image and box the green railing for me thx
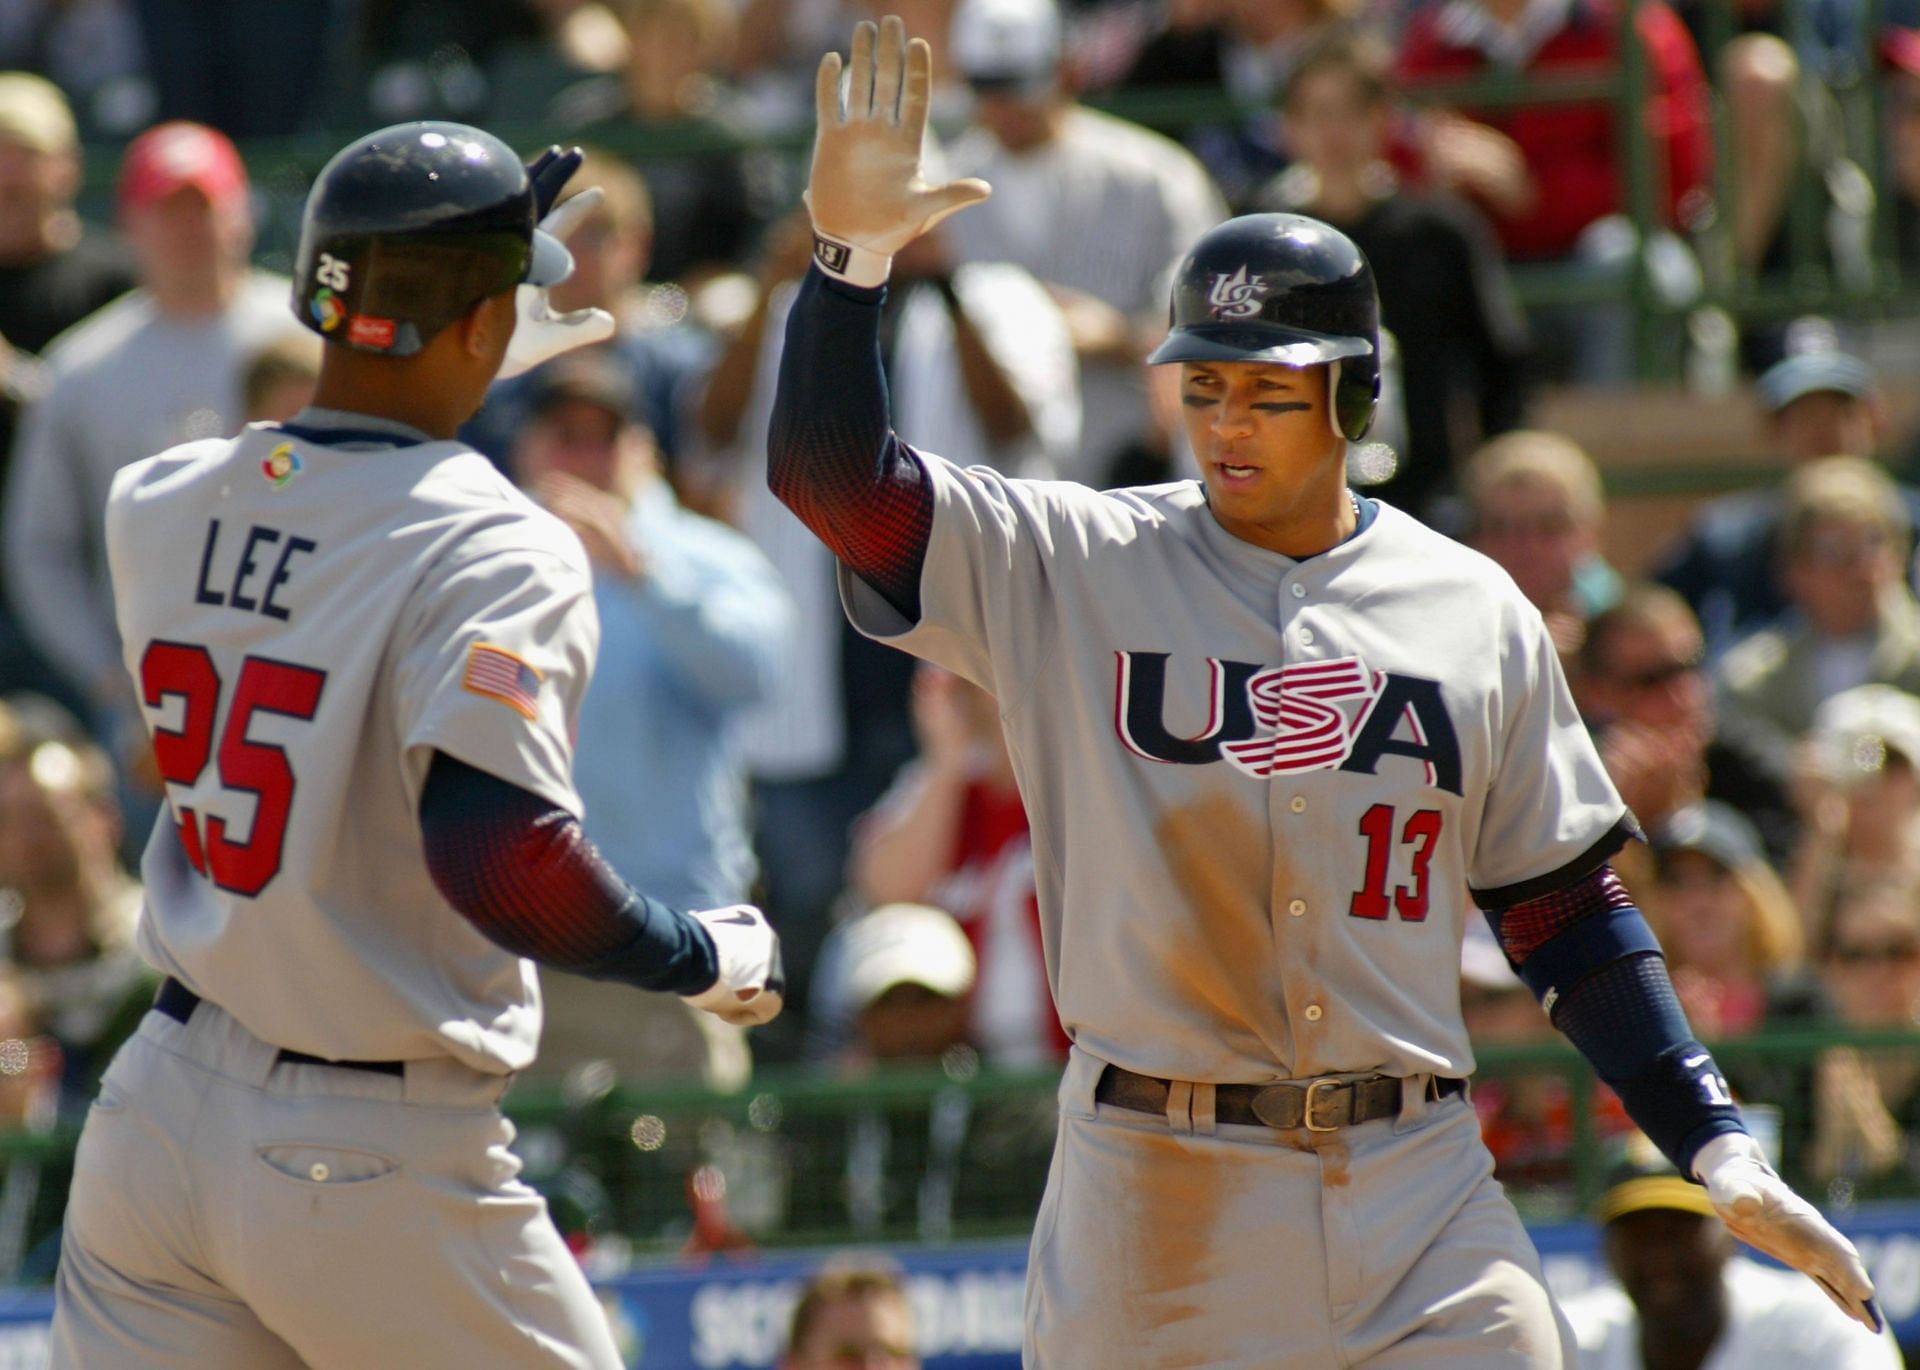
[0,1024,1913,1281]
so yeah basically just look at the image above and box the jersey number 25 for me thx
[140,642,327,897]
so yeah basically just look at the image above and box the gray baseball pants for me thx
[1024,1047,1577,1368]
[50,997,622,1368]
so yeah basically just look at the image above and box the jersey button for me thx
[1288,899,1307,917]
[1299,629,1315,645]
[1290,584,1306,599]
[1289,796,1307,813]
[1304,1005,1323,1022]
[309,1162,331,1183]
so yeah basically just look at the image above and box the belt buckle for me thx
[1302,1077,1344,1133]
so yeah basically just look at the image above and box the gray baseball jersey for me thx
[105,416,597,1074]
[840,454,1629,1084]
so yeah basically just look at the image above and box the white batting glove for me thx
[1693,1132,1883,1332]
[682,905,785,1027]
[807,14,992,288]
[498,188,617,380]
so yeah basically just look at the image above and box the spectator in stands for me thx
[239,332,320,426]
[1806,880,1920,1190]
[1576,584,1797,867]
[0,73,135,357]
[0,332,59,706]
[1459,431,1617,665]
[558,0,774,285]
[510,352,790,1088]
[1562,1130,1903,1367]
[782,1258,920,1370]
[813,902,978,1064]
[941,0,1228,486]
[1121,0,1372,209]
[1653,345,1916,658]
[0,728,154,1116]
[2,121,298,739]
[1642,800,1808,1039]
[1257,36,1530,517]
[1788,684,1920,958]
[1394,0,1713,382]
[468,151,718,474]
[851,665,1065,1066]
[1717,457,1920,753]
[694,198,1076,1026]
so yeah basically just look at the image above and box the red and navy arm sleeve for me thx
[766,265,934,620]
[1484,864,1746,1174]
[418,751,718,993]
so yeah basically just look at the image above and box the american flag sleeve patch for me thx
[463,643,544,720]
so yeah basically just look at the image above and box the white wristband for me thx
[811,232,892,289]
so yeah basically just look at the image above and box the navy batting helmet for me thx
[1148,213,1381,442]
[292,121,578,355]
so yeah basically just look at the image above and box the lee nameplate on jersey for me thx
[463,643,544,720]
[812,234,852,274]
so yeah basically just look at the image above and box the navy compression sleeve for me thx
[1485,865,1746,1173]
[418,752,717,994]
[766,264,935,620]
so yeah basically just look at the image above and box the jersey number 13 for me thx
[140,641,327,897]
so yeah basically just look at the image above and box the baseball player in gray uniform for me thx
[771,18,1880,1367]
[49,122,784,1370]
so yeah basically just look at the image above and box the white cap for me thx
[951,0,1063,82]
[1812,684,1920,783]
[828,903,977,1015]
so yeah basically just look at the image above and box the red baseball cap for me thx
[1885,27,1920,79]
[118,121,249,213]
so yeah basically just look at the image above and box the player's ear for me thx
[459,290,517,362]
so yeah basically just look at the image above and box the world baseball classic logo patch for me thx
[261,442,303,489]
[463,643,544,720]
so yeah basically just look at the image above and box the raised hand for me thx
[499,186,617,380]
[807,14,991,285]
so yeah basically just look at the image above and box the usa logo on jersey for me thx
[1114,651,1463,794]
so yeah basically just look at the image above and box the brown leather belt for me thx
[1094,1064,1465,1132]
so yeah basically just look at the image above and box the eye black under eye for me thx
[1252,401,1311,414]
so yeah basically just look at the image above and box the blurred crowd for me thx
[5,0,1920,1295]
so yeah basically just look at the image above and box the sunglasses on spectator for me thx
[1614,650,1704,690]
[1831,941,1920,965]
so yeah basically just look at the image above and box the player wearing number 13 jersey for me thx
[51,123,782,1370]
[776,17,1880,1368]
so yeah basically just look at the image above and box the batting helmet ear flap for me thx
[1333,352,1380,442]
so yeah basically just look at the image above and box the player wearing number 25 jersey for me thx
[776,16,1880,1368]
[50,123,782,1370]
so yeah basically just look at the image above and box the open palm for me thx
[808,15,991,274]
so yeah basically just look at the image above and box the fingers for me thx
[542,185,603,240]
[915,176,994,234]
[848,19,877,119]
[873,15,905,123]
[815,50,843,126]
[901,34,933,138]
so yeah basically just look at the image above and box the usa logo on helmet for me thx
[1206,265,1267,320]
